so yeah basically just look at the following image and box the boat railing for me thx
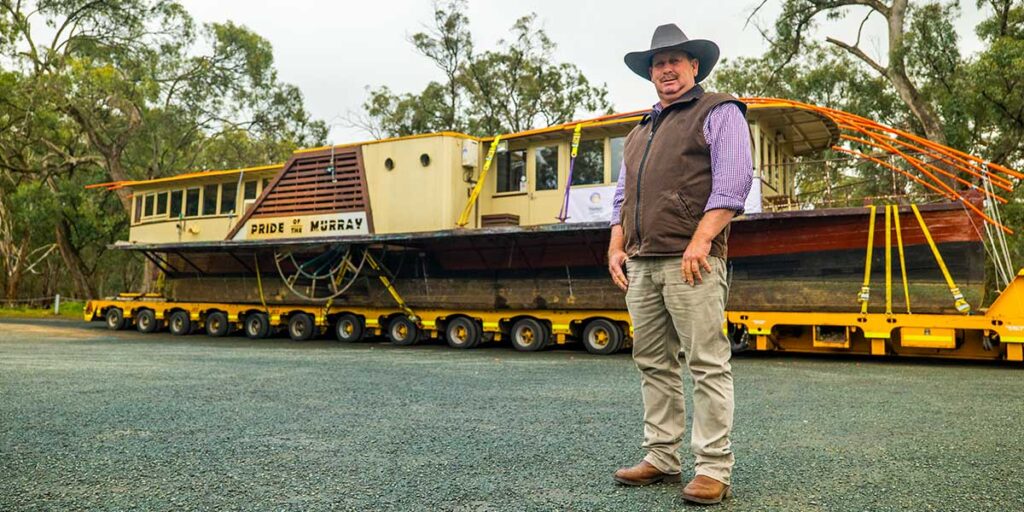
[761,193,949,212]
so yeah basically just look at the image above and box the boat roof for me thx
[745,103,840,156]
[87,164,284,192]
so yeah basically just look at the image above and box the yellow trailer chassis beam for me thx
[82,270,1024,363]
[83,298,633,348]
[728,269,1024,362]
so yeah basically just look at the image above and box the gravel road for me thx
[2,319,1022,511]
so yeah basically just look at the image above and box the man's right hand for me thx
[608,249,629,292]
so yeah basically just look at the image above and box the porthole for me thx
[384,158,395,171]
[419,153,431,167]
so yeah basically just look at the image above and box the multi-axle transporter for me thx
[84,99,1024,362]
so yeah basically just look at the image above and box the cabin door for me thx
[526,144,564,225]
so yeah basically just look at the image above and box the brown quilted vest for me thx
[620,85,747,259]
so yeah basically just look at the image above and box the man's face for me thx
[649,50,698,103]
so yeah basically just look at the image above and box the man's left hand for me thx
[681,237,713,285]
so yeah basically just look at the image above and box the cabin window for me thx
[169,189,183,218]
[133,196,142,224]
[143,194,155,217]
[571,139,604,186]
[185,187,200,217]
[155,191,168,216]
[496,149,527,193]
[610,137,625,183]
[262,178,270,193]
[535,146,559,191]
[243,181,258,200]
[202,184,218,216]
[220,182,237,215]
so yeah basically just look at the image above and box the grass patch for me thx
[0,300,85,320]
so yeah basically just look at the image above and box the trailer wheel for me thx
[168,311,191,336]
[510,318,549,352]
[387,316,420,346]
[334,314,364,343]
[135,309,159,334]
[729,324,750,354]
[205,311,230,337]
[582,319,623,355]
[244,312,271,339]
[105,307,127,331]
[445,317,482,349]
[288,313,316,341]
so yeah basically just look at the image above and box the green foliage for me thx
[0,1,326,300]
[711,44,910,125]
[0,299,84,319]
[363,83,454,138]
[361,4,611,137]
[710,44,917,206]
[714,1,1024,217]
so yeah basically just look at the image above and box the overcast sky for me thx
[179,0,991,143]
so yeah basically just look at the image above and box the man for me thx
[607,24,753,505]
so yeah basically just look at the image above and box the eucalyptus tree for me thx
[0,1,326,299]
[360,3,611,138]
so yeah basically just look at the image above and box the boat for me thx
[90,98,1017,314]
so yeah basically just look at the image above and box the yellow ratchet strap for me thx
[885,205,893,315]
[570,123,582,158]
[364,251,418,321]
[254,255,269,315]
[892,205,911,313]
[858,205,877,314]
[456,135,502,227]
[910,204,971,314]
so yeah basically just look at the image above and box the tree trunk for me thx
[105,151,132,211]
[4,242,27,303]
[886,0,947,147]
[54,217,97,300]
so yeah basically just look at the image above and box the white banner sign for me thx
[565,185,616,224]
[234,211,369,240]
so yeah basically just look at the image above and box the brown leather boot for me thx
[682,475,731,505]
[612,460,681,486]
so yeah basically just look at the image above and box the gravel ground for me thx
[1,318,1023,511]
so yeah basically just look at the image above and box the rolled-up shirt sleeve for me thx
[609,161,627,227]
[703,102,753,214]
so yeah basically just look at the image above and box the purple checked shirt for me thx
[609,101,753,226]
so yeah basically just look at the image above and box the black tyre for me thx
[288,313,316,341]
[105,307,127,331]
[244,312,271,339]
[168,310,191,336]
[135,309,159,334]
[729,324,750,354]
[510,318,549,352]
[387,316,420,346]
[205,311,230,337]
[582,319,624,355]
[445,317,481,349]
[334,313,364,343]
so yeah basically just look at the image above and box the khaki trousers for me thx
[624,256,734,484]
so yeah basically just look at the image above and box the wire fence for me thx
[0,294,88,313]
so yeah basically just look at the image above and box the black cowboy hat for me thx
[624,24,720,83]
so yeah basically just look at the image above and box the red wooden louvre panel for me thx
[225,146,374,239]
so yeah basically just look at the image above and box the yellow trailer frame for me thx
[727,269,1024,362]
[83,298,634,354]
[83,270,1024,363]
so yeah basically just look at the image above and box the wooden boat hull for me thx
[161,203,987,314]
